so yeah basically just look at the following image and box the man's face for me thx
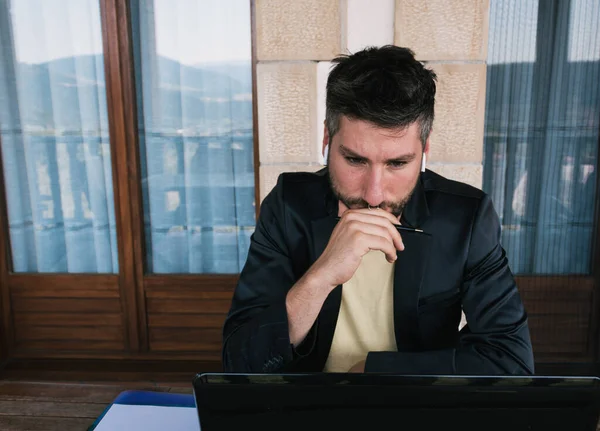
[326,116,427,218]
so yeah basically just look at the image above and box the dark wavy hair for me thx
[325,45,437,147]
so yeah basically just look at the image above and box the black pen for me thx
[334,217,424,233]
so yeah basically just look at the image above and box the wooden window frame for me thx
[0,0,259,363]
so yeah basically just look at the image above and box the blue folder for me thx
[88,390,196,430]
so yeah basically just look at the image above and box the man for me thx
[222,45,534,375]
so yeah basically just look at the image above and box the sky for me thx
[7,0,598,65]
[9,0,252,65]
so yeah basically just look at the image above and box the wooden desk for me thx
[1,376,600,430]
[0,381,192,431]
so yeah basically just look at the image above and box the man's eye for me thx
[388,161,407,168]
[345,157,365,165]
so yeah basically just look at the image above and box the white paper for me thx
[94,404,200,431]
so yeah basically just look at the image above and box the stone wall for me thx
[255,0,490,201]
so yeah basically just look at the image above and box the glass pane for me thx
[130,0,255,274]
[0,0,118,273]
[483,0,600,275]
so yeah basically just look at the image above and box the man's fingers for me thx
[341,210,405,251]
[343,207,400,224]
[358,232,398,263]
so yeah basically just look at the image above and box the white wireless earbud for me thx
[322,144,329,165]
[421,153,427,172]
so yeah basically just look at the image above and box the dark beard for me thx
[328,169,414,218]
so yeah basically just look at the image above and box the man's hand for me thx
[286,207,403,347]
[306,208,405,289]
[348,359,366,373]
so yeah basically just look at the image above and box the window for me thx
[0,0,257,359]
[0,0,118,273]
[0,0,256,275]
[483,0,599,275]
[483,0,600,361]
[130,0,255,274]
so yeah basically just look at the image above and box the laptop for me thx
[192,373,600,431]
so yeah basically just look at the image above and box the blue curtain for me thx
[130,0,256,274]
[483,0,600,274]
[0,0,118,273]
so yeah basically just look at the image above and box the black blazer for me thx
[222,168,534,375]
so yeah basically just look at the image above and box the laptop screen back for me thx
[193,373,600,431]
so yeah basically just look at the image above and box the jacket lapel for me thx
[393,230,432,350]
[304,170,342,367]
[310,214,341,367]
[394,174,432,351]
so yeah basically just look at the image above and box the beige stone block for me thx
[341,0,395,54]
[260,164,324,203]
[428,63,486,164]
[257,62,321,164]
[256,0,341,61]
[428,163,483,190]
[395,0,489,61]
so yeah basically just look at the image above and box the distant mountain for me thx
[154,56,250,97]
[16,55,109,131]
[14,55,253,133]
[191,60,252,89]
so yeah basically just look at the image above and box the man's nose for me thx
[363,168,384,207]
